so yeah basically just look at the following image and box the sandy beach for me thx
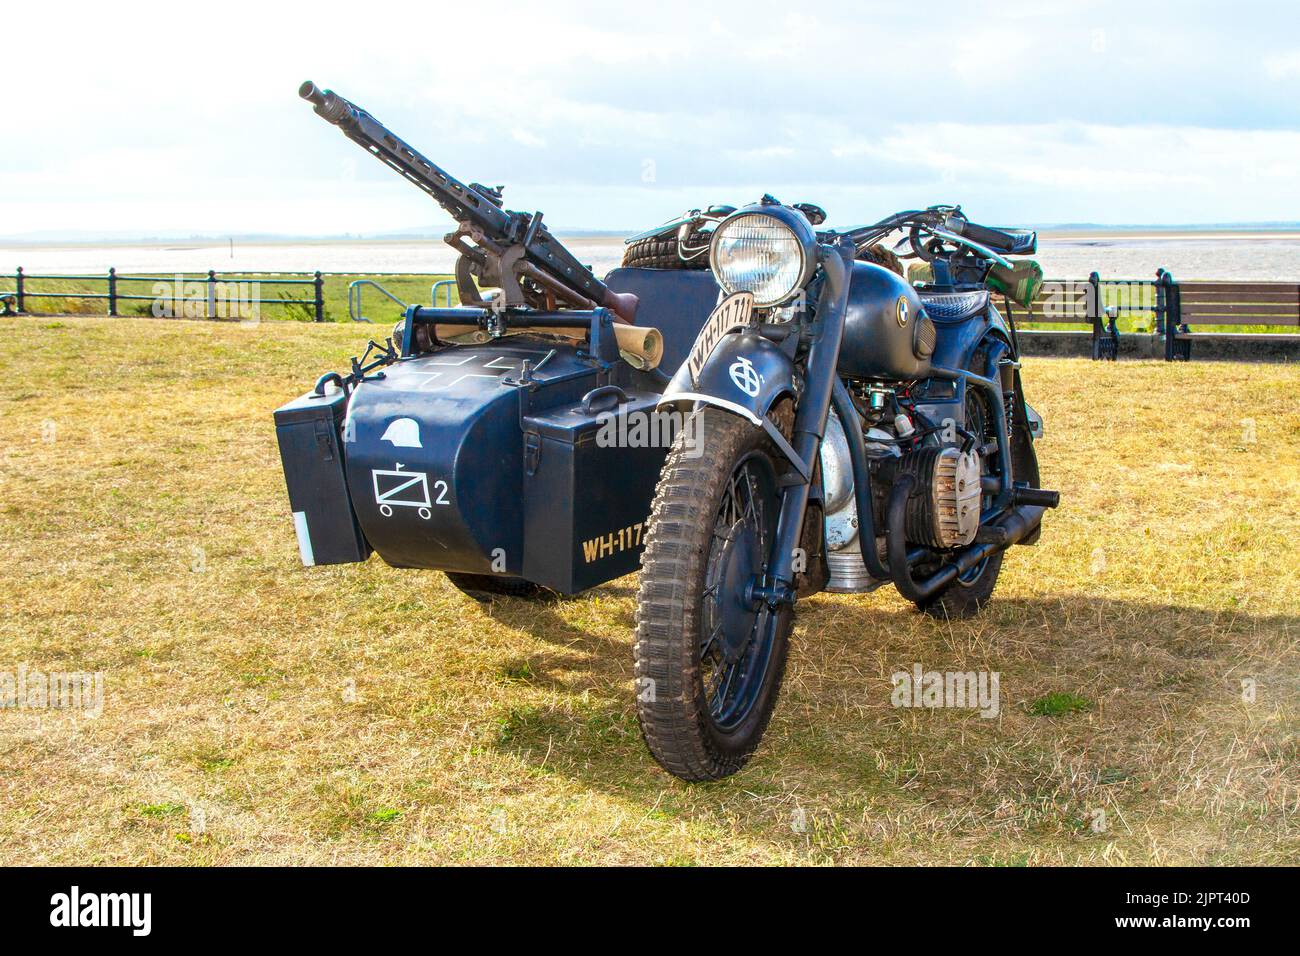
[3,229,1298,283]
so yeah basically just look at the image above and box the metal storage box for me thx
[521,389,669,593]
[273,388,370,566]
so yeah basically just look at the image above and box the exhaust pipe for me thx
[885,475,1047,603]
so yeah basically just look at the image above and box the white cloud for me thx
[510,129,547,148]
[1264,51,1300,79]
[853,121,1300,223]
[2,0,1297,236]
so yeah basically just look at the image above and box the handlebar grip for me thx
[959,221,1018,253]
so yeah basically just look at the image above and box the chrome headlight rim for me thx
[708,204,818,309]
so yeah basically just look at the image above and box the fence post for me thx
[16,267,24,313]
[1171,275,1189,361]
[1161,271,1178,361]
[1088,271,1102,360]
[207,270,217,320]
[108,267,118,316]
[1154,268,1167,336]
[313,272,325,322]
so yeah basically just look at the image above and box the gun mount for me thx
[299,81,638,324]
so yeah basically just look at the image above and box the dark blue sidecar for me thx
[273,268,721,595]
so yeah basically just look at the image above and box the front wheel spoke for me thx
[729,472,746,524]
[742,471,759,523]
[706,660,728,701]
[699,451,780,726]
[699,623,722,657]
[709,662,729,709]
[716,661,739,710]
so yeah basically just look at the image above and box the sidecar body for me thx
[274,269,721,594]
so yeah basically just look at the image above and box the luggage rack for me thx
[399,304,624,365]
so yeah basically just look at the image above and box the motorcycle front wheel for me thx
[634,408,792,781]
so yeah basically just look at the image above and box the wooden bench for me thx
[1161,276,1300,360]
[995,274,1120,359]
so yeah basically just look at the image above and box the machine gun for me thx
[299,81,638,324]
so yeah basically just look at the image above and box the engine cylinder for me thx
[896,446,982,549]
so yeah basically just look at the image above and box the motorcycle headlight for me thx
[709,205,817,308]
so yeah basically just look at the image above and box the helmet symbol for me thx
[380,417,422,448]
[729,356,763,397]
[896,296,910,328]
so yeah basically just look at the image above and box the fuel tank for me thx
[836,262,936,381]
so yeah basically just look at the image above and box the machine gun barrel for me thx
[299,81,637,323]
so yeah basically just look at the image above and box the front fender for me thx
[658,330,796,426]
[657,330,808,480]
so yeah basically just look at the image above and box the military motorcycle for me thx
[632,202,1057,780]
[275,83,1058,782]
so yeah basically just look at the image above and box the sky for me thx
[3,0,1298,237]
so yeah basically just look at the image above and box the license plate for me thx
[687,291,754,384]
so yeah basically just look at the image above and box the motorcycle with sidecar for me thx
[275,83,1058,781]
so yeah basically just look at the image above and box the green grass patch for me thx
[499,659,535,683]
[1026,692,1093,717]
[0,272,457,324]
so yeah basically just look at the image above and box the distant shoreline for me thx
[6,231,1298,282]
[6,225,1300,248]
[1033,229,1300,242]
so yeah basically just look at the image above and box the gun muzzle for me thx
[299,80,353,126]
[298,80,323,105]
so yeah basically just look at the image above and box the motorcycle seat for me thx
[604,267,722,372]
[916,288,990,323]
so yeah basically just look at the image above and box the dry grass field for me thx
[0,314,1296,865]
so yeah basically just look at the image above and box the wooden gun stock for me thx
[602,289,640,325]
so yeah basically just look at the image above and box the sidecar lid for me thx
[523,388,661,443]
[274,386,348,424]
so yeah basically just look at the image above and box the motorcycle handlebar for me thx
[955,220,1019,253]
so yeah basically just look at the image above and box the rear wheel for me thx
[916,356,1006,619]
[916,549,1004,620]
[634,409,792,781]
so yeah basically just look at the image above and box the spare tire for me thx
[621,227,712,270]
[857,243,905,276]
